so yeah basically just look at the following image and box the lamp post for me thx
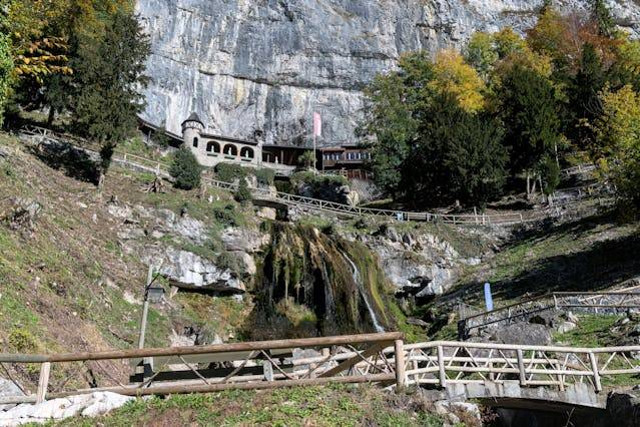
[138,266,165,350]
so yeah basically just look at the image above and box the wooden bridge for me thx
[18,126,614,228]
[1,333,639,410]
[457,286,640,339]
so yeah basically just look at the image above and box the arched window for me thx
[193,137,199,148]
[206,141,220,153]
[223,144,238,156]
[240,147,255,159]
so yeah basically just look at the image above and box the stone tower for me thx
[181,113,205,156]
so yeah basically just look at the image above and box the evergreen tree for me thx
[570,43,606,150]
[170,148,202,190]
[70,9,150,181]
[401,94,507,207]
[592,0,615,37]
[498,64,562,194]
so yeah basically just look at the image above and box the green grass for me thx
[554,314,639,387]
[50,385,444,427]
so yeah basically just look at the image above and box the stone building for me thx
[181,113,305,176]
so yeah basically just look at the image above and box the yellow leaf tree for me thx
[430,49,486,113]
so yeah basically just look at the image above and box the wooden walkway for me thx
[1,333,639,407]
[18,126,614,227]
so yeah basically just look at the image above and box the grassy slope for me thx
[49,385,444,427]
[0,134,253,391]
[441,214,640,309]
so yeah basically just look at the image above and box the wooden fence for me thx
[18,126,614,227]
[1,334,640,406]
[0,333,404,405]
[458,288,640,339]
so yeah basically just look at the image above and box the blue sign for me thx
[484,282,493,312]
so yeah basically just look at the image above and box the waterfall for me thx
[341,252,385,333]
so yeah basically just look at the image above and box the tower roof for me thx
[181,112,204,127]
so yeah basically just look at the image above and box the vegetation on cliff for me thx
[363,1,640,216]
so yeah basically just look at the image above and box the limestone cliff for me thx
[135,0,640,145]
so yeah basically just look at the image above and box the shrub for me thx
[298,151,317,168]
[216,251,245,275]
[255,168,275,186]
[169,148,202,190]
[216,163,248,183]
[213,204,238,227]
[235,179,253,204]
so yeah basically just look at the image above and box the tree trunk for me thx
[526,173,531,200]
[47,107,55,127]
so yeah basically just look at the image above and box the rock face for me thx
[135,0,640,145]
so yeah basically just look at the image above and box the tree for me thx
[465,32,498,80]
[298,151,316,169]
[170,148,202,190]
[498,64,562,196]
[429,49,486,113]
[400,94,507,207]
[568,43,606,150]
[361,52,431,197]
[234,178,252,204]
[70,9,150,182]
[594,85,640,214]
[592,0,615,37]
[0,28,13,127]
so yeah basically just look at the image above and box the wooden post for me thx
[589,352,602,392]
[394,339,405,388]
[36,362,51,404]
[263,360,274,382]
[516,349,526,386]
[437,345,446,388]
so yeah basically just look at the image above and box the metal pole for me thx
[138,265,154,350]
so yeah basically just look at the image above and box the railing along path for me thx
[458,286,640,339]
[18,125,613,227]
[1,333,639,406]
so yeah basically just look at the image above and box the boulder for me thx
[221,228,269,253]
[434,400,482,427]
[143,246,244,292]
[492,323,552,346]
[257,207,277,221]
[0,392,133,425]
[557,321,577,334]
[0,378,25,412]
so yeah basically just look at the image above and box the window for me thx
[241,147,255,159]
[193,137,199,148]
[223,144,238,156]
[206,141,220,153]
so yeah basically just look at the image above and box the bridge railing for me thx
[0,333,404,405]
[458,289,640,339]
[402,341,640,392]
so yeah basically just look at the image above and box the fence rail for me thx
[458,287,640,339]
[18,125,614,227]
[1,334,639,406]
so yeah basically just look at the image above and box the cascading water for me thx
[341,252,385,333]
[247,223,391,339]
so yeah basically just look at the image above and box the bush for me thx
[255,168,275,186]
[216,251,245,275]
[216,163,248,183]
[298,151,316,168]
[169,148,202,190]
[235,179,252,204]
[213,204,239,227]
